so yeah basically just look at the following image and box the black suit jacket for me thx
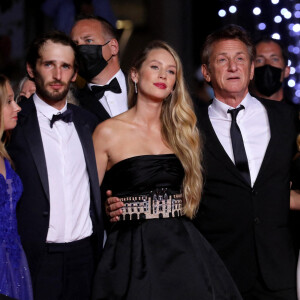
[74,84,111,124]
[74,72,128,124]
[7,98,103,282]
[193,97,298,293]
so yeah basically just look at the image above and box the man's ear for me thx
[249,62,255,80]
[284,65,290,79]
[201,64,211,83]
[109,38,119,56]
[26,63,35,79]
[71,70,78,83]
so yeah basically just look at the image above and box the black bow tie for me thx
[50,109,73,128]
[91,78,122,99]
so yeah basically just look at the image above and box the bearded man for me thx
[7,30,103,300]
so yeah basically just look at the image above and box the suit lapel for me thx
[21,100,50,200]
[80,85,110,121]
[71,106,101,219]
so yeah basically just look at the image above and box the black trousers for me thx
[34,237,95,300]
[242,274,297,300]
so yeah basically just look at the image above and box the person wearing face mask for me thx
[250,37,292,103]
[70,15,128,124]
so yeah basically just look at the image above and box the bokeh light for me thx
[271,33,281,39]
[274,16,282,23]
[229,6,237,13]
[258,23,267,30]
[253,7,261,15]
[218,9,226,17]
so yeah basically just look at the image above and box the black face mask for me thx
[77,41,111,81]
[254,64,283,97]
[16,95,28,103]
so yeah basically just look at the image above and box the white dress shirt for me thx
[33,95,93,243]
[208,93,271,187]
[88,69,128,117]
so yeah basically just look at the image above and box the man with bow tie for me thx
[7,30,103,300]
[70,15,128,123]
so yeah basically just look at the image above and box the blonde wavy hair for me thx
[0,74,12,163]
[128,40,203,219]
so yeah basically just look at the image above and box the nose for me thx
[53,66,62,80]
[228,59,238,72]
[159,69,167,79]
[25,91,32,98]
[13,101,21,112]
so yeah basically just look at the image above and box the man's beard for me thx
[34,72,71,102]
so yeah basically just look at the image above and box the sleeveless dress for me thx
[92,154,242,300]
[0,159,33,300]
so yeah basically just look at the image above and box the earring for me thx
[134,81,138,94]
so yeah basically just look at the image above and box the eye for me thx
[272,57,280,63]
[151,65,159,70]
[218,57,227,63]
[167,69,175,75]
[62,64,71,69]
[85,38,93,44]
[255,57,264,64]
[44,62,52,68]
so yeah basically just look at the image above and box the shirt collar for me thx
[33,94,68,121]
[210,93,252,119]
[88,69,122,89]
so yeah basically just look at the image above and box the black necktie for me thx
[50,109,73,128]
[91,78,122,99]
[227,105,251,184]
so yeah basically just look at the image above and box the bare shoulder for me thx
[93,111,132,142]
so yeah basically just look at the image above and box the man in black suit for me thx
[70,15,128,123]
[7,31,103,300]
[194,24,298,299]
[106,25,298,299]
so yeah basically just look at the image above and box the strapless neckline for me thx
[107,153,176,173]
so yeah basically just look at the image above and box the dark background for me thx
[0,0,299,103]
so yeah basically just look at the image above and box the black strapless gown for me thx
[92,154,242,300]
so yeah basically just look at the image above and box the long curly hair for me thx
[128,40,203,219]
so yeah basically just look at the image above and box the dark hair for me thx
[254,36,288,66]
[201,24,256,67]
[74,14,117,40]
[26,30,79,73]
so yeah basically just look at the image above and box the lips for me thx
[50,84,63,90]
[227,76,240,80]
[50,81,64,90]
[154,82,167,89]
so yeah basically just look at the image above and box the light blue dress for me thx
[0,159,33,300]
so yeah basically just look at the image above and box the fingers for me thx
[105,191,124,222]
[107,196,122,206]
[110,216,120,222]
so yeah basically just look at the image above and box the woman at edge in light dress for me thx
[0,75,33,300]
[91,40,242,299]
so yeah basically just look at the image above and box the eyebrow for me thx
[41,59,72,66]
[82,34,93,39]
[217,51,246,56]
[149,59,176,68]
